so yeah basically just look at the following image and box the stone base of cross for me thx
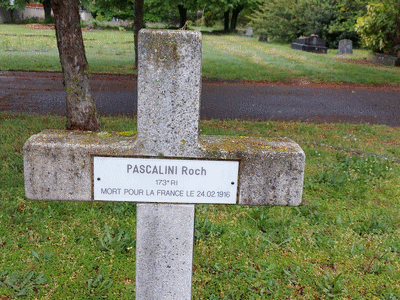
[23,30,305,299]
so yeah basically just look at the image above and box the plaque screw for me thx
[231,182,235,185]
[97,178,101,181]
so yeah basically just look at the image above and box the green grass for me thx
[1,113,400,299]
[1,24,400,85]
[201,34,400,84]
[0,25,135,74]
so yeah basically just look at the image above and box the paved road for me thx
[1,71,399,127]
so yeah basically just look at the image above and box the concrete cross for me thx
[23,29,305,299]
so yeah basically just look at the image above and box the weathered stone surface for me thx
[23,129,137,201]
[200,135,304,206]
[136,29,201,300]
[337,39,353,55]
[369,52,400,67]
[137,29,202,158]
[23,132,305,206]
[245,27,253,37]
[136,203,194,300]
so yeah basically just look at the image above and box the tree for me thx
[302,0,336,38]
[230,3,243,31]
[39,0,52,22]
[0,0,25,23]
[328,0,368,47]
[356,0,400,54]
[249,0,365,47]
[249,0,307,42]
[177,3,187,27]
[223,9,229,31]
[202,0,258,32]
[134,0,145,68]
[83,0,134,20]
[51,0,101,131]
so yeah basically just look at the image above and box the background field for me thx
[1,24,400,85]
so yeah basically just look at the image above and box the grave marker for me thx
[338,39,353,55]
[23,29,305,299]
[245,27,253,37]
[291,34,328,54]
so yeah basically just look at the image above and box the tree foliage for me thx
[83,0,134,20]
[202,0,259,31]
[0,0,25,22]
[328,0,367,46]
[355,0,400,54]
[249,0,308,43]
[249,0,368,47]
[0,0,25,10]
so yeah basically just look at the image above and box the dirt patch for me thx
[0,94,12,102]
[203,77,400,92]
[0,33,53,38]
[25,23,55,30]
[335,57,377,67]
[25,23,93,32]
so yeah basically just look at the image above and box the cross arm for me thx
[200,135,304,206]
[23,130,304,206]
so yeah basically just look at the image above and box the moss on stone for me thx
[37,129,137,146]
[199,135,298,154]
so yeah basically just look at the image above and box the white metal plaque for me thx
[93,157,239,204]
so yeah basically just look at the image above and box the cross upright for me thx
[23,29,305,299]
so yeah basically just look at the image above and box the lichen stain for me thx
[116,130,137,136]
[199,135,298,153]
[34,129,137,146]
[142,31,180,67]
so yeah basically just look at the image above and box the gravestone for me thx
[369,52,400,67]
[245,27,253,37]
[259,33,267,42]
[338,39,352,55]
[23,29,305,299]
[291,34,327,54]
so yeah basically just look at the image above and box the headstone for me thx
[23,29,305,299]
[291,34,327,54]
[337,39,352,55]
[369,52,400,67]
[259,33,267,42]
[245,27,253,37]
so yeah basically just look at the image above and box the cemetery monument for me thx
[23,29,305,299]
[338,39,353,55]
[291,34,328,54]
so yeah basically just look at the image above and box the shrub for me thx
[356,0,400,54]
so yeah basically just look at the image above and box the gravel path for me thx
[1,71,399,127]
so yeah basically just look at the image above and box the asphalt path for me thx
[1,71,399,127]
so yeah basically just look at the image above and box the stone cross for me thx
[23,29,305,299]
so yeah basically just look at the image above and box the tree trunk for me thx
[224,10,230,32]
[51,0,101,131]
[9,9,15,23]
[230,5,244,32]
[178,4,187,28]
[42,0,52,22]
[134,0,145,69]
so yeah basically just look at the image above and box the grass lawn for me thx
[1,23,400,299]
[1,113,400,299]
[1,24,400,85]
